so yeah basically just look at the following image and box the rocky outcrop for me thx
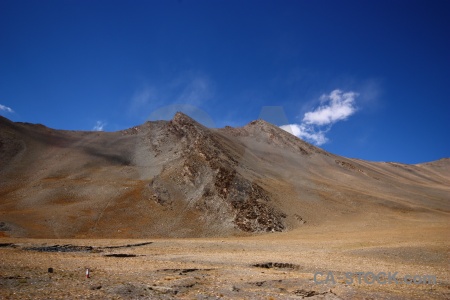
[149,112,286,232]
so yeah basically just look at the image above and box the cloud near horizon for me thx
[280,89,359,145]
[92,121,106,131]
[0,104,14,113]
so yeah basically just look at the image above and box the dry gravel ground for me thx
[1,220,448,299]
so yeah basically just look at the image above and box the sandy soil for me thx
[1,219,448,299]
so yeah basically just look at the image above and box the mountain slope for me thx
[0,113,448,238]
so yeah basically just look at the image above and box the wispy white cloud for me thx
[128,71,214,120]
[280,89,359,145]
[175,76,212,106]
[129,85,158,114]
[92,121,106,131]
[0,104,14,113]
[303,90,358,125]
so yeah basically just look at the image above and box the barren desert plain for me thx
[1,220,449,299]
[1,113,449,299]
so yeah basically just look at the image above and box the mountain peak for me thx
[245,118,279,129]
[172,111,197,124]
[1,112,449,239]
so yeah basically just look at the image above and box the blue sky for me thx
[1,0,449,164]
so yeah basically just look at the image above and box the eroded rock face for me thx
[149,112,286,232]
[214,167,285,232]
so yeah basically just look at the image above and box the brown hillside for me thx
[0,113,449,238]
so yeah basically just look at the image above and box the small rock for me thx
[150,286,176,294]
[90,285,102,290]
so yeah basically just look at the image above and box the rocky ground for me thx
[1,220,448,299]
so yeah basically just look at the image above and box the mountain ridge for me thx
[0,113,448,238]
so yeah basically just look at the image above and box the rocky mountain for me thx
[0,113,449,238]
